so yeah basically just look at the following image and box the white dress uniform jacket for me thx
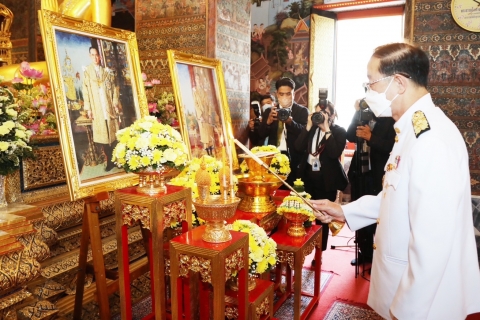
[343,94,480,319]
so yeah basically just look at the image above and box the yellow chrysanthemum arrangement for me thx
[228,220,277,275]
[240,145,290,175]
[277,195,316,222]
[112,116,188,173]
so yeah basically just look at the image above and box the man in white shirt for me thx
[311,43,480,320]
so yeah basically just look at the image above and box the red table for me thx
[271,225,323,320]
[115,185,192,320]
[225,278,274,320]
[170,225,249,320]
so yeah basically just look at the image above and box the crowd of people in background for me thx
[246,42,480,319]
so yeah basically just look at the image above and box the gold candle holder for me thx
[193,195,241,243]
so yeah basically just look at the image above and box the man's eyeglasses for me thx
[362,73,411,91]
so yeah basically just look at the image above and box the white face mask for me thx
[262,104,272,113]
[278,97,292,108]
[364,77,398,117]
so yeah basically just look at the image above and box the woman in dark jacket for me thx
[295,101,348,252]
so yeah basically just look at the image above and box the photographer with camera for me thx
[295,94,348,255]
[248,94,276,147]
[258,78,308,185]
[346,99,396,266]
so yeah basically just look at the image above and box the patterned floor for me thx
[113,269,333,320]
[324,301,383,320]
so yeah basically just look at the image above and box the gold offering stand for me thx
[237,153,284,214]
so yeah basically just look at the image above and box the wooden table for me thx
[169,225,249,320]
[115,185,192,320]
[271,225,322,320]
[225,278,274,320]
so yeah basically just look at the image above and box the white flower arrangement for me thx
[0,82,34,176]
[112,116,188,172]
[228,220,277,275]
[277,195,316,222]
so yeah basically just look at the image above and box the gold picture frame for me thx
[167,50,238,169]
[39,10,149,201]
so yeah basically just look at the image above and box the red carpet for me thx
[302,226,480,320]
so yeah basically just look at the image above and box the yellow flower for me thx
[140,156,151,166]
[128,155,141,170]
[135,137,150,150]
[0,141,8,151]
[0,126,10,135]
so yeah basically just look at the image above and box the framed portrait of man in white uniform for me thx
[39,9,148,201]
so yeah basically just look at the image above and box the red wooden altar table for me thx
[115,185,192,320]
[271,225,323,320]
[169,225,249,320]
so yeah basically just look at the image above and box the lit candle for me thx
[221,146,227,191]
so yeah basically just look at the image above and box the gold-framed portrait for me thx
[39,10,149,201]
[167,50,238,169]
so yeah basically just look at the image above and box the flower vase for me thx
[136,167,178,195]
[0,175,7,208]
[228,273,257,292]
[284,212,310,237]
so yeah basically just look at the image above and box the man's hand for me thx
[267,107,277,125]
[284,116,293,125]
[87,110,93,119]
[356,125,372,141]
[310,199,346,222]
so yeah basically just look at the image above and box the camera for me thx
[312,88,328,126]
[277,108,291,122]
[311,112,325,126]
[358,98,374,124]
[251,101,261,130]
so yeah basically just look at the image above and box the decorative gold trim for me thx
[224,248,245,281]
[122,204,151,230]
[256,296,270,319]
[276,250,295,271]
[178,254,212,283]
[225,305,239,320]
[0,288,31,310]
[163,199,187,229]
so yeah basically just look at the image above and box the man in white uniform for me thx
[312,43,480,319]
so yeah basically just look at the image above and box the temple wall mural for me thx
[412,0,480,194]
[250,0,314,107]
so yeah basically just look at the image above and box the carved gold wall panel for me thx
[0,250,41,292]
[22,145,66,191]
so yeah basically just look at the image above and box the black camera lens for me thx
[311,112,325,126]
[277,108,291,122]
[359,98,369,110]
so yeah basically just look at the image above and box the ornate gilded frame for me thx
[38,10,148,201]
[167,50,238,169]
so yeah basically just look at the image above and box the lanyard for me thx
[309,128,326,157]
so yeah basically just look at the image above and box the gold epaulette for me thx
[412,110,430,138]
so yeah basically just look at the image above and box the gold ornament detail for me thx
[276,250,295,271]
[0,288,31,311]
[225,305,239,319]
[163,200,187,230]
[22,145,66,191]
[33,280,65,299]
[256,296,270,318]
[178,254,211,283]
[0,251,41,291]
[224,248,245,281]
[122,204,151,230]
[412,110,430,138]
[18,300,58,320]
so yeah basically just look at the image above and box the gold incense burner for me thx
[236,175,284,213]
[237,153,286,213]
